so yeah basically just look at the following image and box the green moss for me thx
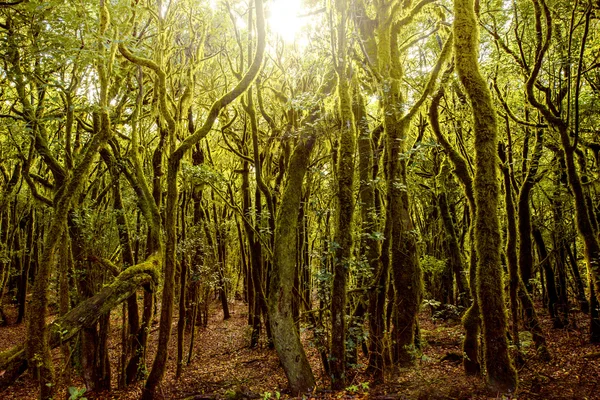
[116,252,161,286]
[454,0,517,393]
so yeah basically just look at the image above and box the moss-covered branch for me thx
[0,254,160,392]
[118,44,176,136]
[393,0,436,29]
[402,33,453,122]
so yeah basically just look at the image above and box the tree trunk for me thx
[0,254,161,392]
[429,71,480,376]
[353,79,382,368]
[16,209,34,324]
[454,0,517,391]
[176,193,189,378]
[566,244,589,313]
[499,145,521,355]
[213,203,231,320]
[329,0,356,389]
[367,203,390,382]
[437,163,469,306]
[590,284,600,343]
[532,226,560,321]
[268,134,316,395]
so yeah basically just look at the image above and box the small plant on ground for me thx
[68,386,87,400]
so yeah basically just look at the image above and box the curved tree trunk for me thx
[429,71,480,376]
[268,134,316,395]
[454,0,517,392]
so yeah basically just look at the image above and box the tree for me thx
[329,0,356,388]
[117,0,267,397]
[454,0,518,392]
[268,133,316,395]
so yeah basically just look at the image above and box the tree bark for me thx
[454,0,517,392]
[429,71,480,376]
[0,255,161,392]
[268,134,316,395]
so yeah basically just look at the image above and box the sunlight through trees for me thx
[0,0,599,399]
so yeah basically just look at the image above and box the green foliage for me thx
[261,391,281,400]
[422,298,441,312]
[420,255,447,275]
[181,162,225,188]
[68,386,87,400]
[345,381,369,394]
[420,255,447,300]
[432,304,463,323]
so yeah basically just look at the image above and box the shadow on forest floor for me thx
[1,300,599,399]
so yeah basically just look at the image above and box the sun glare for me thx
[268,0,304,42]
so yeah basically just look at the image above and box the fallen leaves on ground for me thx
[1,301,599,399]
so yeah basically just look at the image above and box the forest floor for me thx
[1,300,599,399]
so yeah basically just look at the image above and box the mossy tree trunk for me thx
[119,1,266,397]
[499,143,522,355]
[176,192,189,378]
[1,165,21,326]
[376,0,450,366]
[376,4,418,365]
[436,162,469,306]
[532,226,559,318]
[565,243,590,314]
[268,134,316,395]
[330,0,356,389]
[524,0,600,307]
[245,80,273,340]
[454,0,518,392]
[367,204,390,381]
[429,71,480,375]
[517,127,543,294]
[353,81,386,380]
[241,161,263,347]
[16,207,33,325]
[0,255,161,392]
[507,125,550,360]
[213,201,231,320]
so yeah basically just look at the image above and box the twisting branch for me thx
[492,80,547,128]
[402,33,453,123]
[0,0,25,7]
[394,0,436,29]
[525,0,563,127]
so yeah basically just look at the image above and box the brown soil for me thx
[1,301,599,399]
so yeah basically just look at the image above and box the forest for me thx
[0,0,599,398]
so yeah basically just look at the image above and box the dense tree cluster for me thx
[0,0,599,398]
